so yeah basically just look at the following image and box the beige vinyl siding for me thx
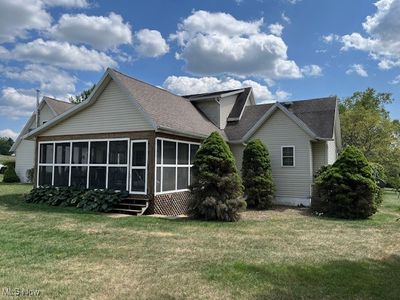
[230,143,245,173]
[39,104,55,125]
[219,95,237,129]
[327,140,337,164]
[249,109,313,199]
[15,139,35,182]
[312,141,326,175]
[195,101,220,128]
[42,80,152,136]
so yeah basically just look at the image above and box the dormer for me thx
[184,87,255,129]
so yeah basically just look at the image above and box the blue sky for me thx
[0,0,399,140]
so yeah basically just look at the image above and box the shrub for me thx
[3,165,20,183]
[189,131,246,221]
[315,146,382,219]
[25,186,128,212]
[242,139,275,209]
[26,168,34,183]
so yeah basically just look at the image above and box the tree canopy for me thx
[0,137,14,155]
[69,84,96,104]
[340,88,400,190]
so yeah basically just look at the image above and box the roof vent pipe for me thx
[35,89,40,128]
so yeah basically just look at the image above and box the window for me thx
[38,139,129,191]
[155,138,200,194]
[130,141,147,194]
[282,146,295,167]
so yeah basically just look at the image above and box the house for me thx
[10,97,75,182]
[22,68,341,215]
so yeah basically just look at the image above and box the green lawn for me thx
[0,182,399,299]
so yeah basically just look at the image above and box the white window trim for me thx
[129,140,148,195]
[281,145,296,167]
[155,137,200,195]
[37,138,130,191]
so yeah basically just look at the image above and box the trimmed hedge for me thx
[3,165,20,183]
[189,131,246,221]
[242,139,275,209]
[25,186,128,212]
[315,146,382,219]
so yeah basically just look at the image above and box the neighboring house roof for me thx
[225,97,338,142]
[44,97,75,115]
[10,97,75,152]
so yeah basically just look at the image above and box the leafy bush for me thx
[25,186,128,212]
[242,139,275,209]
[315,146,382,219]
[3,165,20,183]
[26,168,34,183]
[189,131,246,221]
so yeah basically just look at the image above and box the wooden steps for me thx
[112,197,149,215]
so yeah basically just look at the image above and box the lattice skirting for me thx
[148,192,191,216]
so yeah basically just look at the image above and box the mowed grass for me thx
[0,183,399,300]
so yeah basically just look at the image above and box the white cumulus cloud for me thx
[301,64,323,77]
[170,10,302,80]
[134,29,169,57]
[49,13,132,50]
[341,0,400,69]
[42,0,89,7]
[2,64,77,98]
[1,39,116,71]
[163,75,290,103]
[268,23,284,36]
[346,64,368,77]
[0,87,37,119]
[0,0,52,43]
[0,129,19,140]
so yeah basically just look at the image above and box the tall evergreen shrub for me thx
[315,146,382,219]
[242,139,275,209]
[189,132,245,221]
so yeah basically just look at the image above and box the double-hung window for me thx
[155,138,200,194]
[37,139,129,191]
[281,146,295,167]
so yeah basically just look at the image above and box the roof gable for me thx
[225,97,338,142]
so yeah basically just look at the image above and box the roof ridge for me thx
[109,68,186,100]
[43,96,74,105]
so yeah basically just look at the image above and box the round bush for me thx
[242,139,275,209]
[3,165,20,183]
[189,131,246,221]
[315,146,381,219]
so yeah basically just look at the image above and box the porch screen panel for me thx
[131,141,147,194]
[38,139,128,191]
[156,139,200,194]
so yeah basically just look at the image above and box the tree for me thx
[242,139,275,209]
[3,164,20,183]
[315,146,381,219]
[189,132,246,221]
[0,137,14,155]
[340,88,400,191]
[69,85,96,104]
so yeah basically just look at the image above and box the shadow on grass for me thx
[0,192,97,217]
[206,255,400,299]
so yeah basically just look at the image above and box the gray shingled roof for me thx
[45,97,75,115]
[111,69,220,137]
[227,87,251,120]
[224,97,337,141]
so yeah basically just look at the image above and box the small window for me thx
[109,141,128,164]
[90,141,107,164]
[40,143,53,164]
[72,142,88,164]
[163,141,176,165]
[55,143,70,164]
[282,146,295,167]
